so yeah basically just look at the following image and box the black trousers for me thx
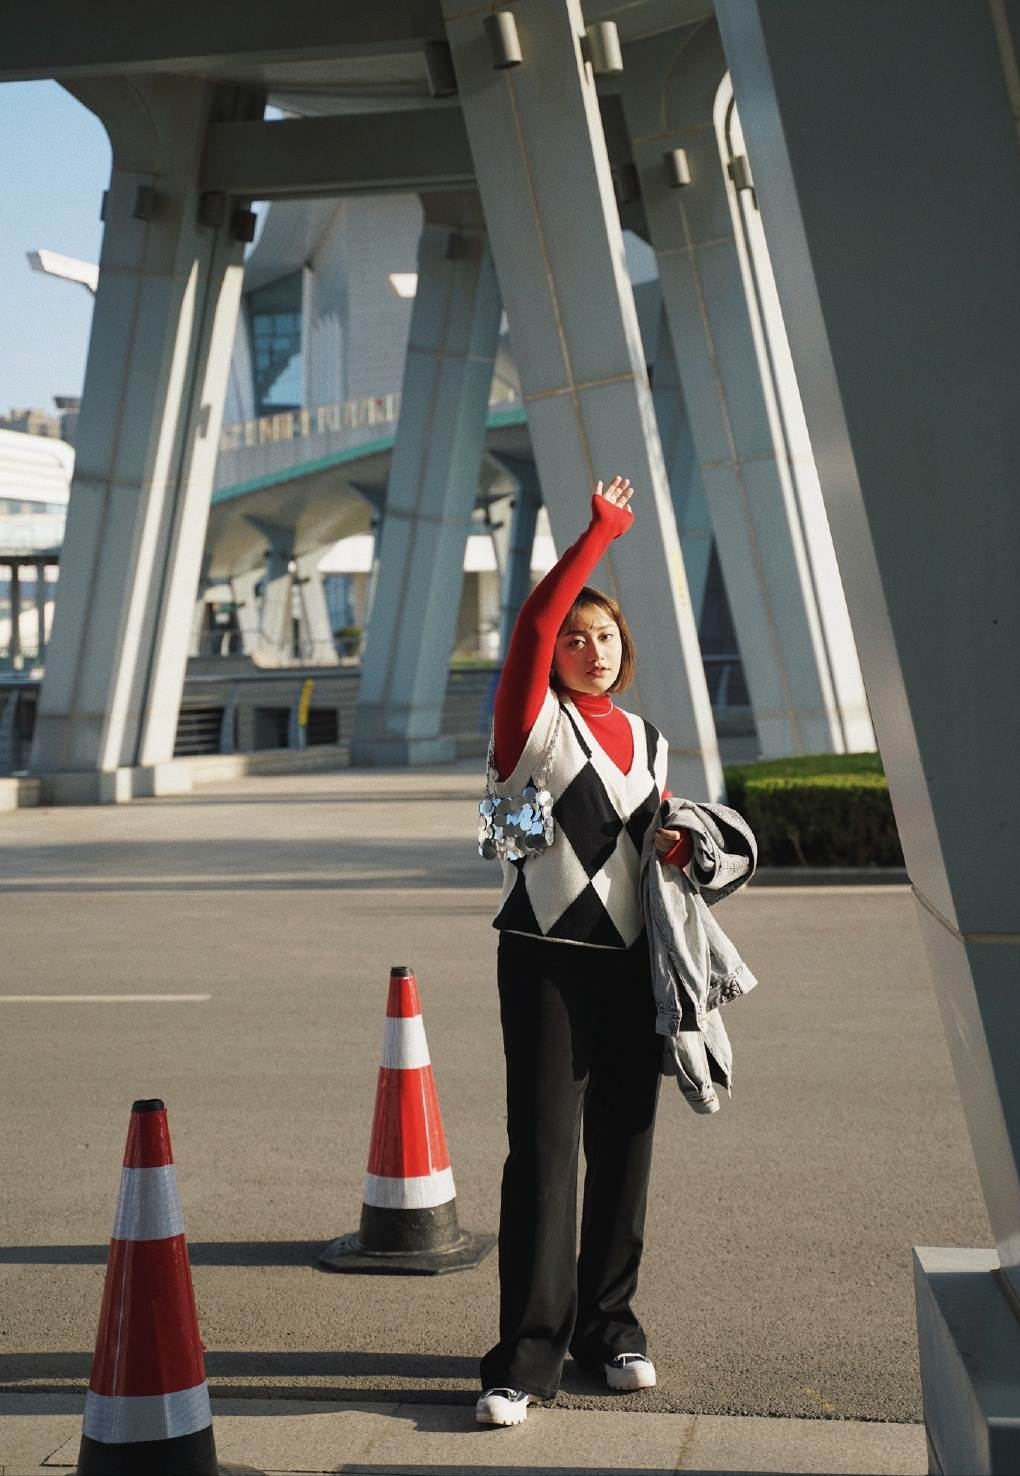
[480,929,662,1400]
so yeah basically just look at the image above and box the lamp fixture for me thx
[26,249,99,296]
[666,148,692,188]
[424,39,458,97]
[388,273,419,298]
[582,21,623,75]
[484,10,523,69]
[728,155,754,192]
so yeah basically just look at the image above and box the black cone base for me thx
[77,1425,220,1475]
[319,1227,495,1274]
[320,1199,495,1274]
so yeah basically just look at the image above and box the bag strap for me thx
[486,697,562,797]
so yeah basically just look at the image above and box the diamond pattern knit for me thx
[491,691,668,951]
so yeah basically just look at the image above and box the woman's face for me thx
[553,606,623,695]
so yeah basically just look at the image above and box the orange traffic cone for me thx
[76,1100,251,1475]
[320,966,494,1274]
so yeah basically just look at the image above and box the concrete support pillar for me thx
[188,553,211,658]
[442,0,721,798]
[651,305,713,625]
[9,563,21,667]
[620,21,873,756]
[351,192,502,765]
[489,455,542,660]
[293,551,339,667]
[34,562,48,665]
[714,3,1020,1469]
[230,568,262,660]
[30,76,255,802]
[248,521,296,666]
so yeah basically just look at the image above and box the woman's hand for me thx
[591,475,634,534]
[594,475,633,510]
[654,827,684,859]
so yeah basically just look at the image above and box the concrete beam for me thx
[201,108,475,201]
[201,97,639,203]
[0,0,446,80]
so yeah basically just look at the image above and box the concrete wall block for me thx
[69,268,151,485]
[697,461,792,713]
[696,239,774,457]
[34,487,108,717]
[916,905,1020,1283]
[734,458,831,688]
[112,272,200,492]
[357,512,412,707]
[654,253,733,465]
[514,392,588,556]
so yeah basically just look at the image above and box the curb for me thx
[750,867,908,886]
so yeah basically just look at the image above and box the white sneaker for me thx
[605,1353,656,1391]
[475,1387,532,1426]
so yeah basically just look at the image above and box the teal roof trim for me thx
[211,405,528,506]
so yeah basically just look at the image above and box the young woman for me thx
[477,475,692,1427]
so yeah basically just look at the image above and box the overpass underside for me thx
[4,4,1020,1471]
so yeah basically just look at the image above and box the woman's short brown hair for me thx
[550,585,636,694]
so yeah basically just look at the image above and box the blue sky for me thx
[0,81,109,412]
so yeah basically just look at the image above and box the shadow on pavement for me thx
[0,1350,484,1406]
[157,792,482,807]
[0,1241,330,1266]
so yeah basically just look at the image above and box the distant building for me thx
[0,407,60,439]
[0,400,80,443]
[53,396,81,445]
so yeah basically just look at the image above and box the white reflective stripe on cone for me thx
[379,1014,431,1070]
[363,1167,456,1210]
[111,1165,185,1242]
[83,1383,212,1443]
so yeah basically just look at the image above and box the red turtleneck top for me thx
[493,494,692,870]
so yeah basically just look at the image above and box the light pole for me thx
[26,248,98,297]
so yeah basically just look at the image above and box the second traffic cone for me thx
[320,966,495,1274]
[76,1100,257,1476]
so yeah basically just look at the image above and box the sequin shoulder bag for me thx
[478,703,562,862]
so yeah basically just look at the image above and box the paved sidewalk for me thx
[1,1393,925,1476]
[1,764,981,1472]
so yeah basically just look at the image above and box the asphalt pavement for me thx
[0,763,990,1470]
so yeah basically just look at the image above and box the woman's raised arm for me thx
[492,477,633,780]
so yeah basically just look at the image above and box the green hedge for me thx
[722,753,904,868]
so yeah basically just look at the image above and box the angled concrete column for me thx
[247,520,295,666]
[443,0,721,798]
[488,455,542,659]
[715,3,1020,1469]
[30,76,254,802]
[620,21,872,756]
[188,553,211,657]
[293,551,339,666]
[34,563,48,665]
[230,568,262,660]
[351,193,501,765]
[651,305,713,625]
[9,564,21,667]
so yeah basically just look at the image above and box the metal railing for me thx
[218,381,522,454]
[0,658,752,775]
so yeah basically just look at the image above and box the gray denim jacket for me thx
[639,799,758,1114]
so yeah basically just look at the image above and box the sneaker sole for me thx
[476,1406,529,1426]
[605,1366,657,1391]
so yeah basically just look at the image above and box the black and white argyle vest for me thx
[491,689,669,950]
